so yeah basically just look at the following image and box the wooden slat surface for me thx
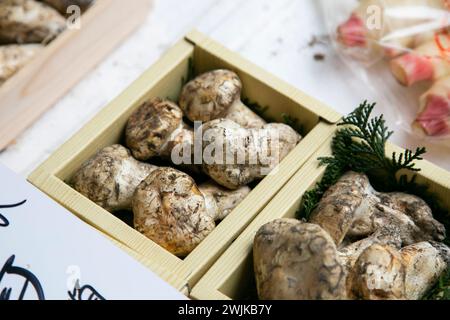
[0,0,152,150]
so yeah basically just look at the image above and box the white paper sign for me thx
[0,164,186,300]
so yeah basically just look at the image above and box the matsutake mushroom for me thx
[309,171,446,246]
[338,224,403,270]
[198,181,250,221]
[72,144,157,212]
[125,98,194,162]
[199,118,300,189]
[253,219,348,300]
[179,69,266,129]
[254,219,450,300]
[0,0,66,44]
[133,167,250,257]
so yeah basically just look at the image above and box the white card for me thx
[0,164,186,300]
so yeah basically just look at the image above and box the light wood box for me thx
[191,135,450,300]
[28,30,341,295]
[0,0,152,150]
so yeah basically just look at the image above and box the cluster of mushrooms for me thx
[254,171,450,300]
[72,69,301,257]
[0,0,94,85]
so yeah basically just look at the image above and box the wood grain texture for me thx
[190,138,450,300]
[0,0,152,150]
[28,31,339,294]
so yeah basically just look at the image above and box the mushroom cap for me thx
[179,69,242,123]
[72,144,155,211]
[253,218,348,300]
[401,241,448,300]
[125,98,184,161]
[200,119,260,189]
[310,171,374,245]
[133,167,216,257]
[383,192,446,243]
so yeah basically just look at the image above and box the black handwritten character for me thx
[68,280,105,300]
[0,255,45,300]
[0,200,27,227]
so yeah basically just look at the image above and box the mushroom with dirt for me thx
[0,0,66,44]
[199,118,301,189]
[179,69,267,129]
[309,171,446,246]
[72,144,157,212]
[253,218,450,300]
[132,167,250,257]
[347,241,450,300]
[125,98,194,162]
[253,218,348,300]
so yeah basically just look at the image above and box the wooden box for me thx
[28,30,341,294]
[0,0,152,150]
[191,136,450,299]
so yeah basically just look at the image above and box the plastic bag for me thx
[319,0,450,144]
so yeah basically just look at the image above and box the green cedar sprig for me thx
[300,101,427,219]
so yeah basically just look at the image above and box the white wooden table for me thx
[1,0,448,175]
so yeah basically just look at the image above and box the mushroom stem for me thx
[159,122,194,158]
[310,172,446,247]
[179,69,266,129]
[310,171,379,245]
[227,99,266,129]
[199,181,251,221]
